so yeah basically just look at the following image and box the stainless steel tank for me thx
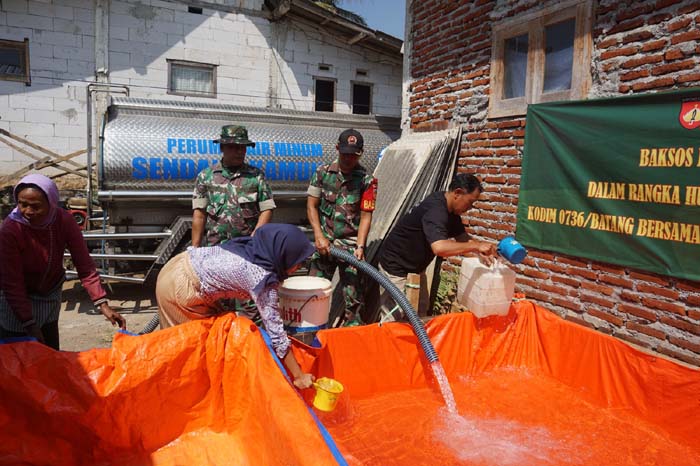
[100,97,400,228]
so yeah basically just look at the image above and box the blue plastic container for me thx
[497,236,527,264]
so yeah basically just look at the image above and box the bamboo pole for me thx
[0,156,52,188]
[0,148,89,188]
[405,273,421,312]
[0,136,86,178]
[0,128,83,168]
[49,162,95,180]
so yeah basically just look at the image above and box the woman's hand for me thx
[99,303,127,330]
[283,350,315,389]
[25,323,45,343]
[293,372,315,390]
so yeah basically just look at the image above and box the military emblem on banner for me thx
[679,99,700,129]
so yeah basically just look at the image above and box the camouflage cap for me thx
[214,125,256,147]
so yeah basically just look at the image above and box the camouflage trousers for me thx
[309,252,363,324]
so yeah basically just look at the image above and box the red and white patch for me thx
[361,178,377,212]
[679,100,700,130]
[347,135,358,145]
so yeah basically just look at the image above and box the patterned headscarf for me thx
[8,174,60,228]
[222,224,315,294]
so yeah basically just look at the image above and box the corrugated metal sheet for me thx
[366,128,461,262]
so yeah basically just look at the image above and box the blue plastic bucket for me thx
[497,236,527,264]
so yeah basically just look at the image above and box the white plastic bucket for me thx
[279,276,333,334]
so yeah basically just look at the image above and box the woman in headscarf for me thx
[0,174,126,349]
[156,223,316,388]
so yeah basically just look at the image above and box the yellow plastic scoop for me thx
[312,377,344,412]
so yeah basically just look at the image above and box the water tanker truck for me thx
[76,97,400,284]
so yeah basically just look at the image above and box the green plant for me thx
[434,269,459,315]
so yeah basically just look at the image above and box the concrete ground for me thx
[59,280,158,351]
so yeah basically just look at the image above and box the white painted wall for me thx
[0,0,402,175]
[0,0,95,174]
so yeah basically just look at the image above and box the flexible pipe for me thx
[328,246,439,363]
[140,245,442,365]
[139,314,160,335]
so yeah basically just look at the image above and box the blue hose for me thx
[329,246,439,364]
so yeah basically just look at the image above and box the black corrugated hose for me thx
[139,246,441,365]
[139,314,160,335]
[328,246,439,364]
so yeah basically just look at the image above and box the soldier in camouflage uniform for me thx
[192,125,276,317]
[307,129,378,326]
[192,125,276,247]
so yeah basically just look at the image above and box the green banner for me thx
[517,89,700,281]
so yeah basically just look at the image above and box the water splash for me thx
[434,409,584,465]
[430,361,457,414]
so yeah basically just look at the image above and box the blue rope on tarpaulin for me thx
[259,327,348,466]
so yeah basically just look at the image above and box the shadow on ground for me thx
[60,280,158,351]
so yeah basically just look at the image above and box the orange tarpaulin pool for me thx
[1,300,699,465]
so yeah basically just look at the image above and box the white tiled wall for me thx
[0,0,402,174]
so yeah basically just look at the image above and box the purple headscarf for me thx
[221,223,315,293]
[8,174,60,228]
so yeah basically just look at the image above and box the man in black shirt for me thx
[377,173,497,319]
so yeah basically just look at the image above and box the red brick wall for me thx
[409,0,700,365]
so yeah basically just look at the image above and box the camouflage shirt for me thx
[193,163,276,246]
[307,161,377,246]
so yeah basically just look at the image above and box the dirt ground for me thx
[59,279,158,351]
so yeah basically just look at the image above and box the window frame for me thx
[166,59,217,98]
[351,81,372,115]
[0,38,31,86]
[313,77,336,112]
[488,0,592,118]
